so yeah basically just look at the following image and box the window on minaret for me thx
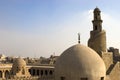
[101,77,104,80]
[81,77,88,80]
[95,26,97,30]
[61,76,65,80]
[95,16,97,19]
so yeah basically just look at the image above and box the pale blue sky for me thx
[0,0,120,57]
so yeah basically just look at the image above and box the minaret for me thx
[92,7,103,32]
[88,7,107,56]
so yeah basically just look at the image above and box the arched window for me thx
[37,69,39,76]
[5,70,9,79]
[33,69,35,76]
[29,69,32,75]
[49,70,53,75]
[81,78,88,80]
[45,70,48,76]
[0,71,2,78]
[101,77,104,80]
[61,76,65,80]
[22,68,25,75]
[41,70,43,76]
[95,26,97,30]
[98,13,100,16]
[95,16,97,19]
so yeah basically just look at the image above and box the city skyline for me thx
[0,0,120,57]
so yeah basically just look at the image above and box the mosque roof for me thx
[55,44,106,79]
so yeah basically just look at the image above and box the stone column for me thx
[2,70,5,79]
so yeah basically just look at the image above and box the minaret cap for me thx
[94,7,101,12]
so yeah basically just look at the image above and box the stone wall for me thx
[107,62,120,80]
[88,30,107,54]
[101,52,113,70]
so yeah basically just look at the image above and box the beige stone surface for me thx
[55,44,106,80]
[101,52,113,70]
[11,57,30,77]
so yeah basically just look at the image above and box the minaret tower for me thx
[88,7,107,56]
[92,7,102,32]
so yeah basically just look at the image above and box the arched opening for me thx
[33,69,35,76]
[0,71,2,78]
[29,69,32,75]
[5,70,9,79]
[49,70,53,75]
[95,26,97,30]
[37,69,39,76]
[81,77,88,80]
[95,16,97,20]
[45,70,48,76]
[101,77,104,80]
[41,70,43,76]
[22,68,25,75]
[61,76,65,80]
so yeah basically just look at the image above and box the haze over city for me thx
[0,0,120,57]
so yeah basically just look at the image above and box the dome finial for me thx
[78,33,80,44]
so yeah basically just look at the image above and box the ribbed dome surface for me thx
[13,58,26,67]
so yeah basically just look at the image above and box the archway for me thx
[0,71,2,78]
[5,70,9,79]
[29,69,32,75]
[49,70,53,75]
[33,69,35,76]
[37,69,39,76]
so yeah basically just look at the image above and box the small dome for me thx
[11,57,26,74]
[13,57,26,68]
[55,44,106,80]
[11,57,31,77]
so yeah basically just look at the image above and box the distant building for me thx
[0,54,6,62]
[108,47,120,62]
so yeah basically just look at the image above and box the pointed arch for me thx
[0,71,2,78]
[5,70,9,79]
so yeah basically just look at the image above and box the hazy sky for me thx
[0,0,120,58]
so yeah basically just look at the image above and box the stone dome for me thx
[13,57,26,68]
[11,57,26,75]
[55,44,106,80]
